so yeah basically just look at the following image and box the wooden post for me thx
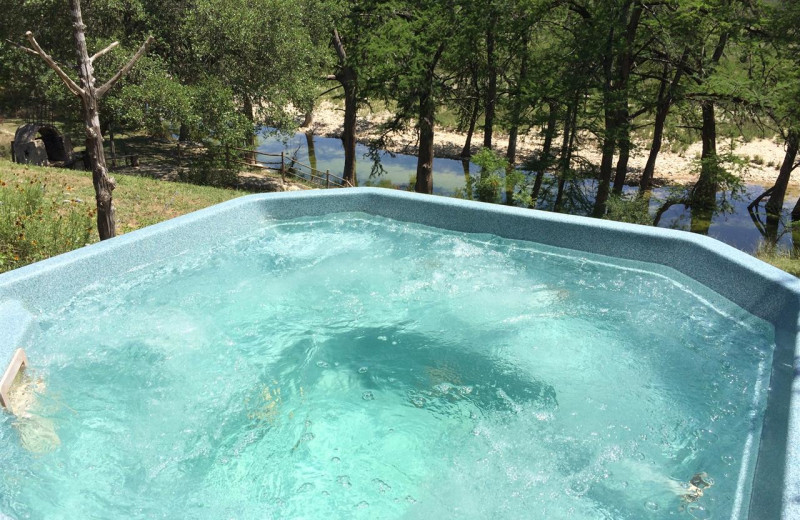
[326,169,330,188]
[280,151,285,182]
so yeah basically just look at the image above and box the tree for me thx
[17,0,152,239]
[329,28,359,186]
[362,0,459,194]
[755,1,800,217]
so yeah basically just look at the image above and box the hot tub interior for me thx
[0,211,778,519]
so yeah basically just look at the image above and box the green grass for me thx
[0,119,18,160]
[754,243,800,277]
[0,159,244,273]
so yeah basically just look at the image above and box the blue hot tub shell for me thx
[0,188,798,519]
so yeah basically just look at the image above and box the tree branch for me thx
[24,31,84,97]
[96,36,153,98]
[653,198,689,226]
[331,28,347,64]
[4,39,39,57]
[317,85,342,98]
[91,41,119,62]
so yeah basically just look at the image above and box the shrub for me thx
[605,194,652,226]
[472,148,508,203]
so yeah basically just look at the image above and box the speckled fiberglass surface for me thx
[0,213,774,519]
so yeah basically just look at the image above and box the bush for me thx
[0,174,93,272]
[605,194,652,225]
[472,147,508,203]
[475,173,503,203]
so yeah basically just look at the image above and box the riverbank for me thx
[303,101,793,189]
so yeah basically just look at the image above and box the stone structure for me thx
[11,123,74,167]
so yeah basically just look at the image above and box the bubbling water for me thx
[0,213,774,519]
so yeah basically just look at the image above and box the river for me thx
[257,131,797,253]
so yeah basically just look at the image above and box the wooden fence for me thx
[229,147,353,189]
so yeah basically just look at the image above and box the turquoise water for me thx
[0,214,775,519]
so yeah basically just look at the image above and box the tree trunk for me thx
[765,212,780,246]
[414,42,446,194]
[610,4,642,195]
[792,213,800,253]
[462,159,474,200]
[341,79,357,186]
[593,128,616,217]
[461,66,481,158]
[555,100,577,212]
[690,204,713,236]
[792,195,800,221]
[302,110,313,127]
[506,36,530,167]
[483,19,497,150]
[179,123,190,143]
[305,131,318,173]
[640,100,669,192]
[593,26,617,218]
[70,0,116,239]
[639,51,687,192]
[461,98,480,158]
[692,100,718,207]
[415,89,436,194]
[692,34,728,208]
[507,126,519,168]
[612,134,630,194]
[332,29,358,186]
[765,131,799,215]
[530,102,558,208]
[243,94,255,122]
[242,95,257,164]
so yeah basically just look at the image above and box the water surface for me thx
[0,214,774,519]
[257,131,796,251]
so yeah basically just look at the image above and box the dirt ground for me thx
[303,101,795,188]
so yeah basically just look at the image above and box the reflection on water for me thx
[258,131,795,252]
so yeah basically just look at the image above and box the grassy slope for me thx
[0,159,243,272]
[753,246,800,277]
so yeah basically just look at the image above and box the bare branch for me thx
[4,39,39,57]
[91,41,119,62]
[96,36,153,98]
[24,31,84,97]
[331,29,347,64]
[317,85,342,98]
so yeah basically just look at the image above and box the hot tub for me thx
[0,189,797,519]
